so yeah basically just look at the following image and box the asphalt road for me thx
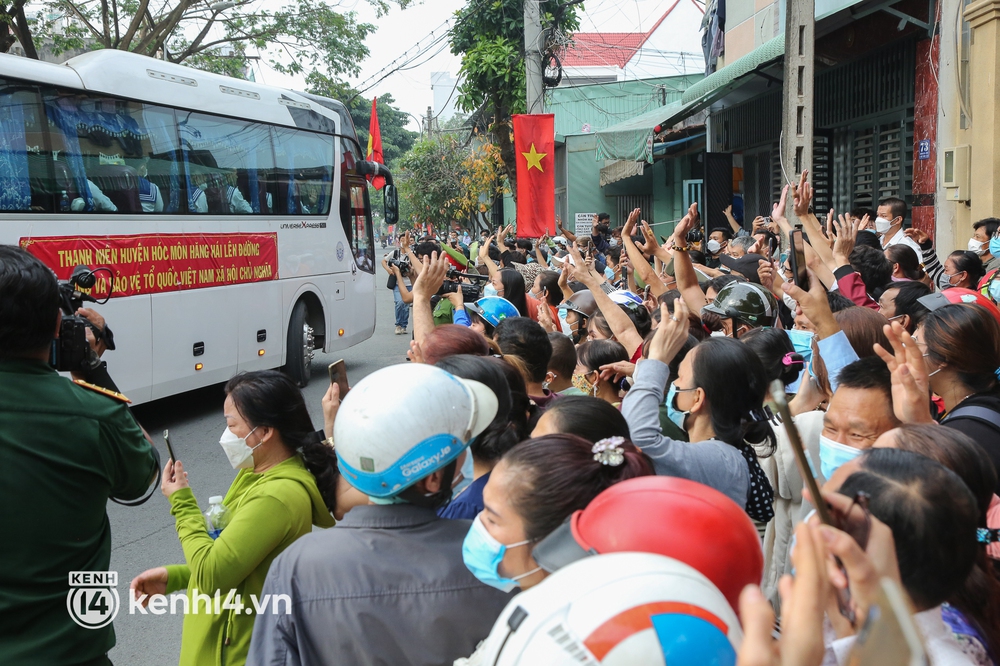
[107,279,409,665]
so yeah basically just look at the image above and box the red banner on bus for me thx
[20,233,278,298]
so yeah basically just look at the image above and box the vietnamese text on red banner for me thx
[19,233,278,297]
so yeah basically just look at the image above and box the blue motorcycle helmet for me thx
[466,296,520,331]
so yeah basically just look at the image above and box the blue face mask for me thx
[990,236,1000,259]
[785,329,814,365]
[818,435,863,480]
[603,265,615,280]
[483,283,499,298]
[462,514,539,592]
[785,328,816,379]
[665,383,690,431]
[989,278,1000,305]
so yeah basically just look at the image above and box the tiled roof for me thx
[560,0,693,69]
[561,32,648,68]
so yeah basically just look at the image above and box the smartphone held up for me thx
[328,360,350,398]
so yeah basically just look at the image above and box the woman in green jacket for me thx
[130,370,355,666]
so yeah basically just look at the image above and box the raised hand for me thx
[780,269,839,340]
[567,243,598,286]
[832,215,859,265]
[772,184,791,232]
[638,221,659,255]
[535,299,558,333]
[872,321,934,424]
[622,207,641,237]
[412,252,449,301]
[647,298,691,365]
[478,235,494,261]
[672,202,698,246]
[736,522,828,666]
[792,169,812,218]
[407,339,425,364]
[758,259,775,291]
[904,227,930,245]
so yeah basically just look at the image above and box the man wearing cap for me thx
[247,364,511,666]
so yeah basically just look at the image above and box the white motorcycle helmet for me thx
[469,552,741,666]
[334,363,498,498]
[608,289,643,307]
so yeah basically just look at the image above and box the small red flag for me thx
[366,97,385,190]
[513,114,555,238]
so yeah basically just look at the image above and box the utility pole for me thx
[780,0,815,216]
[426,106,434,138]
[524,0,544,114]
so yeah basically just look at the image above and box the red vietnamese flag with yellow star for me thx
[513,114,555,238]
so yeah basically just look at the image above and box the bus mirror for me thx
[384,184,399,226]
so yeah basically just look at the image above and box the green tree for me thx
[397,134,505,231]
[306,74,417,166]
[2,0,408,82]
[449,0,579,195]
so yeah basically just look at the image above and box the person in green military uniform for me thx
[0,245,158,666]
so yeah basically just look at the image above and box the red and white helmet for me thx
[471,552,742,665]
[918,287,1000,327]
[532,476,762,613]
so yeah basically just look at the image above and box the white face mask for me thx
[219,426,261,470]
[874,217,893,234]
[706,239,722,254]
[969,238,988,256]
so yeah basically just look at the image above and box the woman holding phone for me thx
[130,371,354,666]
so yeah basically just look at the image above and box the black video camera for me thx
[434,268,490,303]
[53,265,114,372]
[686,228,704,244]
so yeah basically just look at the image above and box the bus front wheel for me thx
[285,300,315,387]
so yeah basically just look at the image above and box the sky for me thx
[254,0,701,133]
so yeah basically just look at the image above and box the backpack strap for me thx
[943,405,1000,431]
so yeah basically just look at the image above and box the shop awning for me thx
[595,36,785,163]
[680,35,784,108]
[595,100,698,163]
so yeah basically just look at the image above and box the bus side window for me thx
[272,127,334,215]
[0,79,39,212]
[179,113,272,215]
[338,137,374,273]
[36,88,184,214]
[346,177,374,274]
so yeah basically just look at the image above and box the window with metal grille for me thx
[616,195,652,226]
[743,149,773,218]
[830,115,913,214]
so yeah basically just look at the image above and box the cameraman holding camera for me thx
[382,239,413,336]
[0,246,158,666]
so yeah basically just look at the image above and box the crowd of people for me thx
[5,166,1000,666]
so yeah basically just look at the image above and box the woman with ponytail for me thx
[460,433,654,593]
[434,355,530,519]
[130,370,353,666]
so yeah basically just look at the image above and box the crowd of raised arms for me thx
[11,164,1000,665]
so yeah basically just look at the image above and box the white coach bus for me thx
[0,50,397,404]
